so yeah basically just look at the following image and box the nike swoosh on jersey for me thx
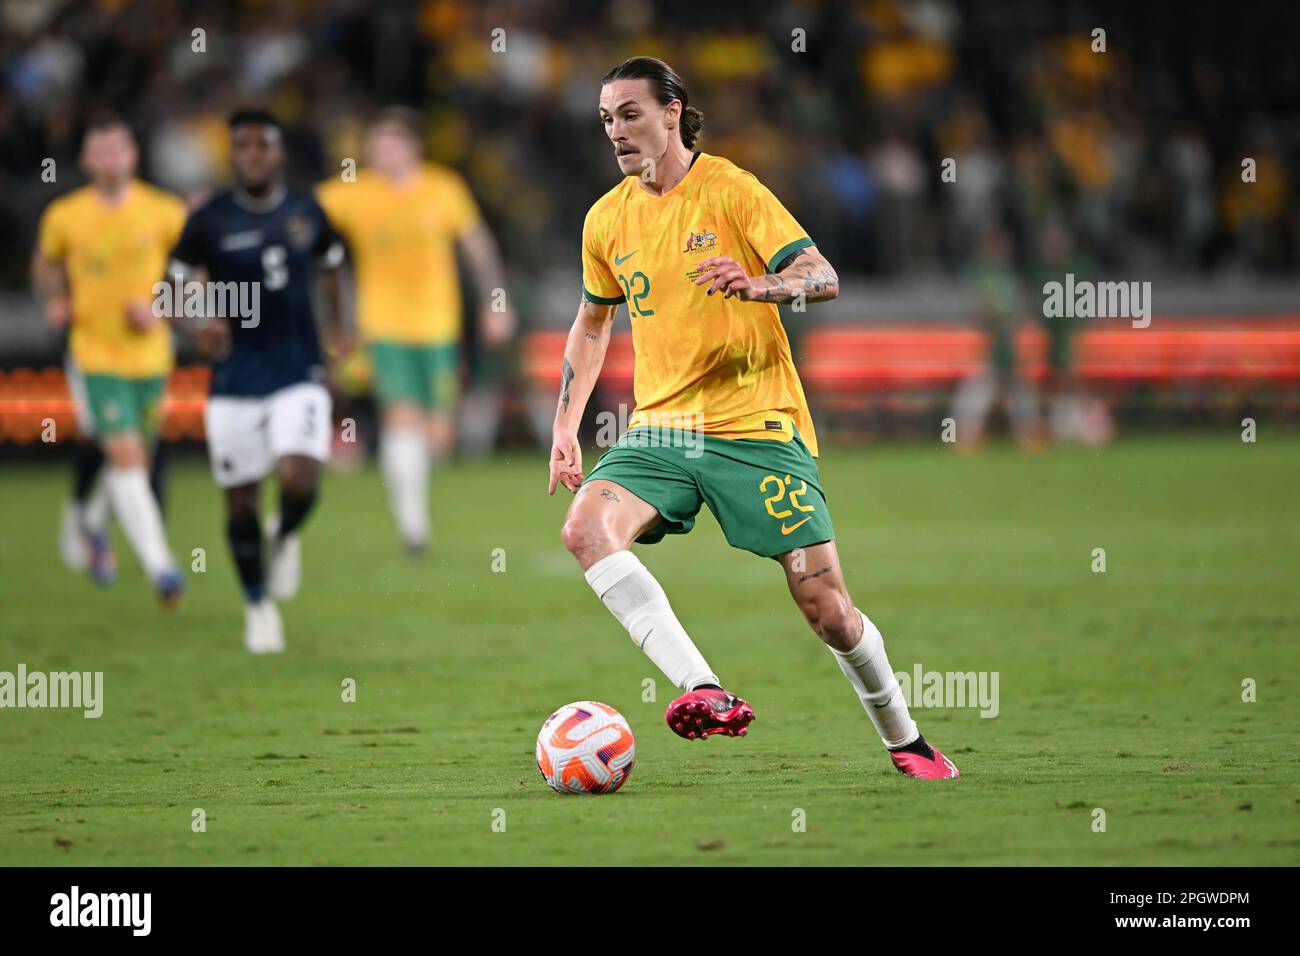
[614,250,638,265]
[781,517,813,535]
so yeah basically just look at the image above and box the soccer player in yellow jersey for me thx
[317,107,515,552]
[32,115,186,606]
[548,58,958,779]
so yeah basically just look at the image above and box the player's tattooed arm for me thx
[549,299,616,495]
[693,246,838,304]
[560,357,575,413]
[553,299,615,433]
[750,247,839,304]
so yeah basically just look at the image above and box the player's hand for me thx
[125,299,158,333]
[693,256,756,300]
[324,330,355,390]
[325,327,356,362]
[44,296,71,329]
[194,317,232,361]
[479,305,516,349]
[548,429,584,495]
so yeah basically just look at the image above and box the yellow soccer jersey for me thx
[37,181,186,378]
[317,164,481,346]
[581,152,820,456]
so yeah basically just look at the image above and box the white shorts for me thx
[205,382,332,488]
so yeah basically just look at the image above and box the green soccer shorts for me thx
[583,427,836,558]
[368,341,459,411]
[81,373,166,438]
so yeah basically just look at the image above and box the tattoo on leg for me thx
[798,565,833,583]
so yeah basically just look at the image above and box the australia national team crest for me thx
[683,228,719,281]
[683,229,717,254]
[285,213,317,251]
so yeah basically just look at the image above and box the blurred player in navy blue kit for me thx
[169,110,347,653]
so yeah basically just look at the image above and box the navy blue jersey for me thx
[171,187,343,397]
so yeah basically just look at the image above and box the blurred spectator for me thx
[1030,218,1113,446]
[0,0,1297,294]
[950,226,1042,448]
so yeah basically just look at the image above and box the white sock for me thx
[105,466,174,578]
[380,427,430,547]
[585,550,719,691]
[82,479,111,536]
[832,608,919,749]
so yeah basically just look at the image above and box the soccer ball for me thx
[535,701,636,794]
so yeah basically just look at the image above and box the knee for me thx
[104,435,146,469]
[281,475,317,502]
[226,487,259,522]
[798,588,859,645]
[560,512,617,567]
[384,404,424,432]
[277,464,318,500]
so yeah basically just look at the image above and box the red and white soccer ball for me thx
[536,701,636,794]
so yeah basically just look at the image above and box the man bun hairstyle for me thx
[601,56,704,149]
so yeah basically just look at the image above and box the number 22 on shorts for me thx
[760,474,815,535]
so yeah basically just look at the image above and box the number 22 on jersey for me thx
[617,271,654,317]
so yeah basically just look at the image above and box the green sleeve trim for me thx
[767,237,815,274]
[582,286,626,305]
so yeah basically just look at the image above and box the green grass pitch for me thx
[1,435,1296,865]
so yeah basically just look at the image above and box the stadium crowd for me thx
[1,0,1296,295]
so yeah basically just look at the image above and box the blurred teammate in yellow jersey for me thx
[31,115,187,606]
[317,107,515,553]
[548,58,958,779]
